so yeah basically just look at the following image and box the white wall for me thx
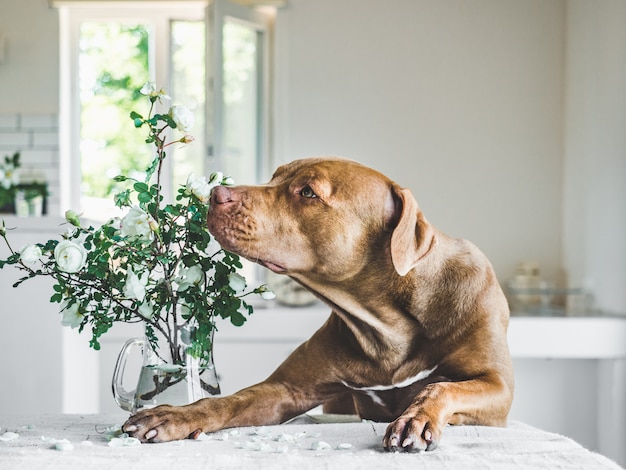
[275,0,566,283]
[0,0,59,114]
[563,0,626,315]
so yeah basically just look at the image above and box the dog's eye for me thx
[300,186,317,198]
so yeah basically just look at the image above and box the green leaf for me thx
[145,157,159,181]
[161,113,176,128]
[138,191,152,203]
[230,311,246,327]
[133,182,149,193]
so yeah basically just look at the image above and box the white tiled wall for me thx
[0,113,60,216]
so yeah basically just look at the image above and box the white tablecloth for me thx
[0,414,623,470]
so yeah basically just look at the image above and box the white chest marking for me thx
[364,390,385,406]
[341,365,438,393]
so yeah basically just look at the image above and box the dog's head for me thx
[207,157,436,284]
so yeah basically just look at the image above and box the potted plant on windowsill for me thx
[0,83,275,412]
[0,152,20,214]
[0,153,49,217]
[14,180,49,217]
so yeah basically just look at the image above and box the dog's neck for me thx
[295,274,420,361]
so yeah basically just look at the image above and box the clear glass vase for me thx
[112,321,220,413]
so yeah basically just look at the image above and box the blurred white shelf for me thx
[218,303,626,360]
[509,316,626,359]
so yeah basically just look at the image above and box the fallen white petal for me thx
[275,433,296,443]
[310,440,331,451]
[102,425,124,441]
[108,436,141,447]
[253,427,272,437]
[247,441,274,452]
[0,432,19,442]
[54,439,74,451]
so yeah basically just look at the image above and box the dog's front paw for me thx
[383,413,441,453]
[122,404,203,443]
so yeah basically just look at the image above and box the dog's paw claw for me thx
[383,416,440,453]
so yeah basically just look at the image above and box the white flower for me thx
[120,206,155,241]
[20,244,42,265]
[60,302,83,329]
[138,301,154,320]
[139,82,171,100]
[228,272,246,293]
[185,173,219,204]
[140,82,156,95]
[0,164,18,190]
[124,266,149,301]
[176,265,205,292]
[169,105,194,132]
[54,240,87,273]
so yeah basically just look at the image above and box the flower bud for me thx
[64,210,81,227]
[258,285,276,300]
[148,215,160,234]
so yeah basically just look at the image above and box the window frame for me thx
[58,3,207,216]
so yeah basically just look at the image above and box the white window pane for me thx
[221,20,260,185]
[78,22,151,220]
[170,20,206,198]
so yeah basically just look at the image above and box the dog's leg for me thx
[122,380,320,443]
[383,373,512,452]
[123,333,345,443]
[322,392,357,415]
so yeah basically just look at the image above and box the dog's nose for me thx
[211,185,233,205]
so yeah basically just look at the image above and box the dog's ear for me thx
[389,187,437,276]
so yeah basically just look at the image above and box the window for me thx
[211,3,271,186]
[59,1,271,222]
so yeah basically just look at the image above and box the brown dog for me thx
[123,157,514,452]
